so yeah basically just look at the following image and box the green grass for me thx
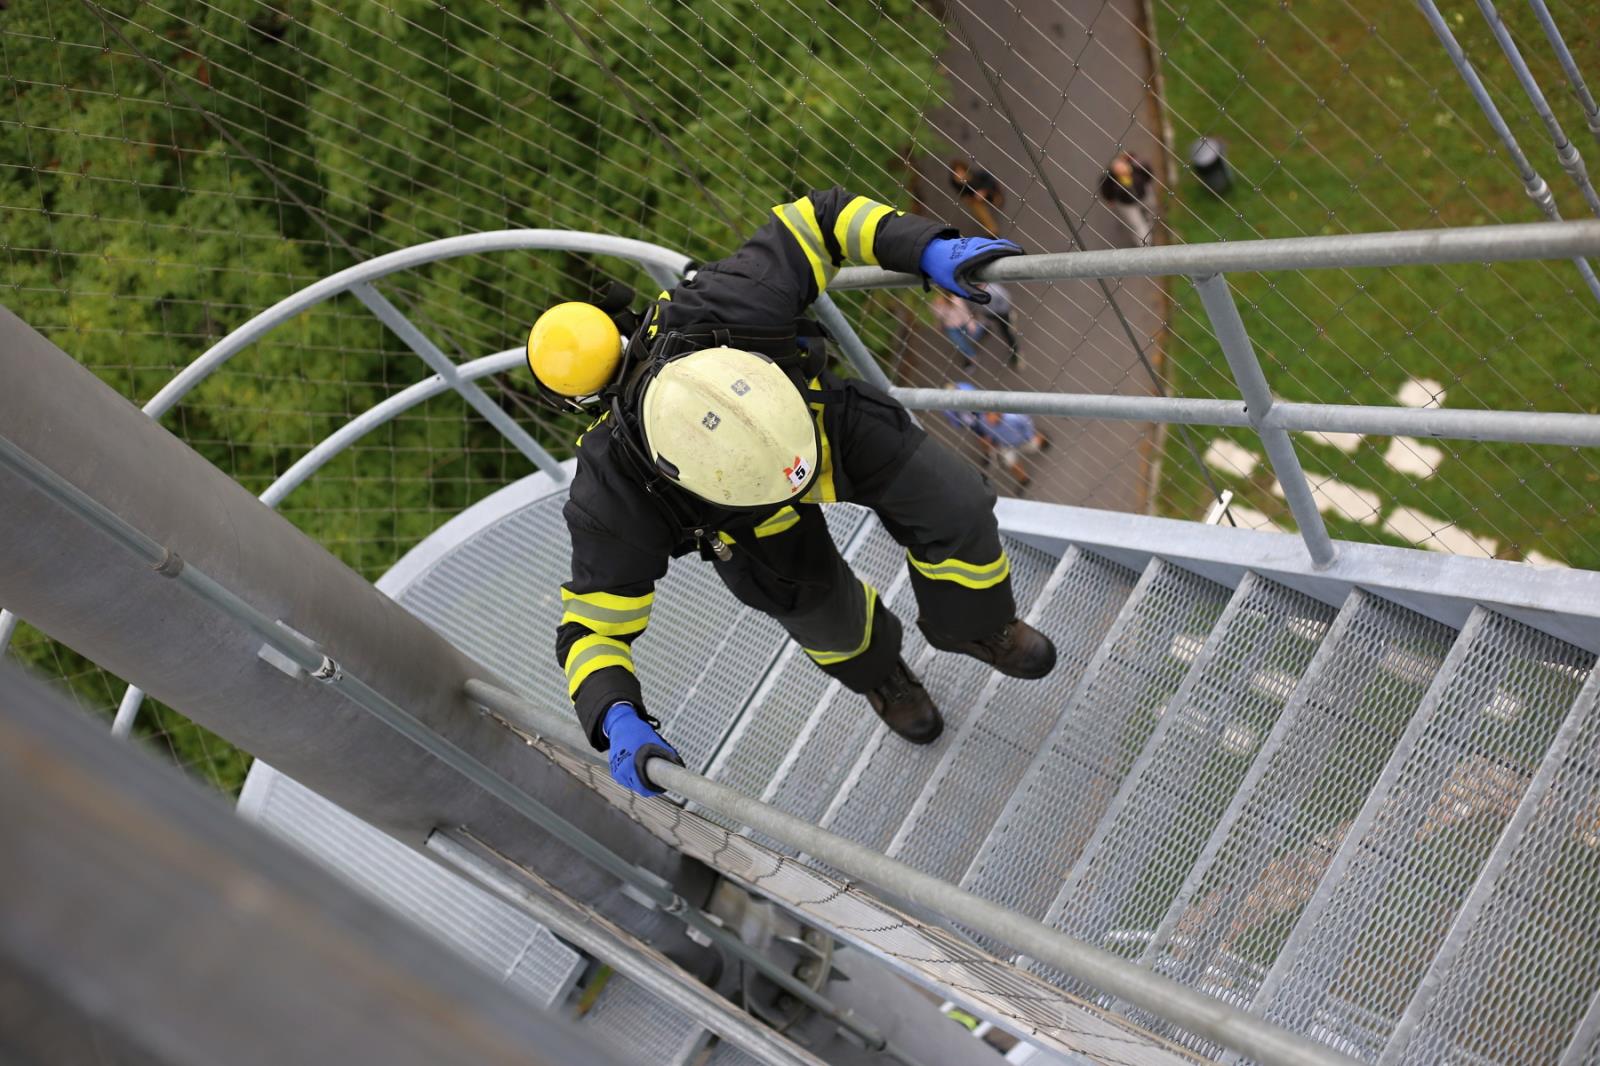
[1152,0,1600,569]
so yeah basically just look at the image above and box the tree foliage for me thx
[2,0,946,789]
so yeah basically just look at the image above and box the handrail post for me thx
[1192,274,1338,569]
[349,283,567,483]
[811,292,895,393]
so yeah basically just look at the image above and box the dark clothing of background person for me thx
[557,188,1019,749]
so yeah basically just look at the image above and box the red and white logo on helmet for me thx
[784,455,810,490]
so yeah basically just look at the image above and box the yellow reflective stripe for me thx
[773,198,834,294]
[799,379,836,504]
[907,549,1012,590]
[857,203,896,265]
[564,633,635,695]
[754,506,800,538]
[805,583,878,665]
[560,587,653,636]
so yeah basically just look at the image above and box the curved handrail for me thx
[141,231,692,420]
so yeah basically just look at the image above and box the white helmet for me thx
[639,347,819,509]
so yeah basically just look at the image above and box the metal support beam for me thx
[1528,0,1600,150]
[1192,274,1337,569]
[428,832,831,1066]
[464,678,1365,1066]
[1415,0,1600,304]
[811,293,894,393]
[349,284,566,482]
[0,609,16,658]
[1475,0,1600,218]
[0,419,886,1052]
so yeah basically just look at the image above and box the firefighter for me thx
[528,188,1058,797]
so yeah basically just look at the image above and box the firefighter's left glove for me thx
[920,236,1023,304]
[603,702,683,797]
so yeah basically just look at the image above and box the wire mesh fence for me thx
[4,0,1598,781]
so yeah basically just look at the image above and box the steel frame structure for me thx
[6,218,1600,730]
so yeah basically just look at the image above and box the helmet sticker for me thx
[784,455,810,489]
[730,378,750,396]
[701,411,721,430]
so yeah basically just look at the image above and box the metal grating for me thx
[1126,590,1456,1050]
[958,559,1231,932]
[1394,669,1600,1066]
[236,764,584,1011]
[582,976,707,1066]
[886,548,1139,880]
[1035,575,1335,996]
[1253,610,1594,1062]
[756,519,921,835]
[817,536,1060,854]
[392,486,863,773]
[696,507,887,829]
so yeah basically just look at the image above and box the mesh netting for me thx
[3,2,1597,800]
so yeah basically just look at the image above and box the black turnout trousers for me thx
[710,431,1016,694]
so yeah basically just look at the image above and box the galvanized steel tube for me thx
[464,679,1364,1066]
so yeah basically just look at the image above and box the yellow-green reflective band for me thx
[754,506,800,538]
[564,633,635,696]
[907,549,1012,590]
[805,584,878,665]
[773,199,834,294]
[800,380,837,504]
[560,587,653,636]
[857,203,895,265]
[835,196,888,263]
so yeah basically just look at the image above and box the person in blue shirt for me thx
[979,410,1050,489]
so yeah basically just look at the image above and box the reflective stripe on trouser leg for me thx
[863,436,1017,642]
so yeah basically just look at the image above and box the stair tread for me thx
[958,558,1233,931]
[1253,609,1594,1062]
[583,976,707,1066]
[813,536,1060,853]
[886,547,1140,881]
[1033,573,1338,995]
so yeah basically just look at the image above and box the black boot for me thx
[867,659,943,744]
[920,619,1057,680]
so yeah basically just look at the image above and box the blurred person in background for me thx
[932,290,983,370]
[979,409,1051,491]
[1098,151,1157,246]
[949,157,1005,237]
[976,281,1021,367]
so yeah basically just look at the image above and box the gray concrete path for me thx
[901,0,1178,512]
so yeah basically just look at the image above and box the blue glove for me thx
[603,702,683,797]
[920,236,1023,303]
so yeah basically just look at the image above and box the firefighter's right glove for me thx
[603,702,683,797]
[920,236,1023,304]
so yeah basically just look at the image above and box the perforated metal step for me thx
[583,975,708,1066]
[698,510,902,830]
[1248,608,1595,1062]
[237,764,584,1011]
[1125,589,1457,1050]
[1390,668,1600,1066]
[887,548,1140,880]
[958,558,1232,933]
[1032,573,1336,996]
[811,536,1059,853]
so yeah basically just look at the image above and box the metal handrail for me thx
[464,677,1363,1066]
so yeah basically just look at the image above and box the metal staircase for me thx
[378,466,1600,1063]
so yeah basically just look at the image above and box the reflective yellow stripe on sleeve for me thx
[799,378,836,504]
[560,588,654,636]
[906,549,1012,590]
[773,197,835,294]
[753,505,801,538]
[564,633,636,696]
[833,197,898,265]
[805,583,878,665]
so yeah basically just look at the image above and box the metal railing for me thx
[7,218,1600,732]
[0,422,1357,1066]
